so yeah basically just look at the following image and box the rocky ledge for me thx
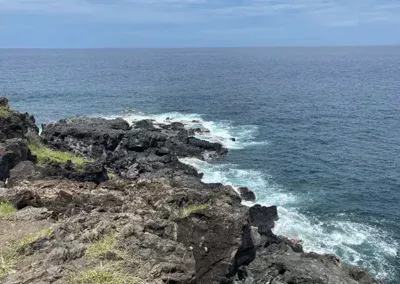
[0,98,379,284]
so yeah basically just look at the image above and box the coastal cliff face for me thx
[0,98,379,284]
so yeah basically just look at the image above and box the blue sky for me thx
[0,0,399,47]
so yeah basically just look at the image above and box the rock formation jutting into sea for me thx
[0,97,379,284]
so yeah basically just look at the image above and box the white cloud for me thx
[0,0,399,26]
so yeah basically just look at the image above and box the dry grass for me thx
[86,231,119,260]
[180,203,211,217]
[0,227,54,279]
[71,264,141,284]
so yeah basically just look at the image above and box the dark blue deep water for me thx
[1,47,399,283]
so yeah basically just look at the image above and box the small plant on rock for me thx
[180,203,211,217]
[0,200,16,219]
[86,231,120,260]
[71,264,141,284]
[28,144,93,167]
[0,105,11,117]
[0,227,54,279]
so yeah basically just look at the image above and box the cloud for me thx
[0,0,399,27]
[207,0,400,26]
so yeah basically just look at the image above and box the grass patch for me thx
[0,227,54,279]
[0,247,19,279]
[0,106,10,117]
[180,203,211,217]
[16,227,54,250]
[86,232,118,260]
[71,265,140,284]
[0,200,16,219]
[29,144,92,167]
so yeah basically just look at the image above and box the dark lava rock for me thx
[0,139,35,181]
[9,160,37,183]
[0,98,38,141]
[238,186,256,202]
[0,97,8,107]
[40,160,108,184]
[41,117,228,181]
[109,118,131,131]
[249,204,278,235]
[133,119,155,130]
[242,242,379,284]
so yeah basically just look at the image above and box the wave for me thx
[179,157,398,281]
[103,110,268,150]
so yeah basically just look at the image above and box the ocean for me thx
[1,47,399,283]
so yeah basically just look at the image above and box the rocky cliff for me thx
[0,98,379,284]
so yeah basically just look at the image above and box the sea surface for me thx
[1,47,399,283]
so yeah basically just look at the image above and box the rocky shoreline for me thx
[0,97,379,284]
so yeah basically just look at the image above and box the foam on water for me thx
[106,110,397,282]
[180,157,398,282]
[103,110,268,150]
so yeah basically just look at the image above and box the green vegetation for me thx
[108,172,117,180]
[0,106,10,117]
[29,144,92,167]
[86,231,119,260]
[0,246,19,279]
[71,265,140,284]
[0,200,16,219]
[180,203,211,217]
[16,227,54,250]
[0,227,54,279]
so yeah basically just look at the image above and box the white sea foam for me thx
[179,157,398,282]
[104,110,268,150]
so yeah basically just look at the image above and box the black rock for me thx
[41,117,228,181]
[249,204,278,235]
[9,160,37,183]
[238,186,256,202]
[134,119,155,130]
[0,97,8,107]
[0,139,34,181]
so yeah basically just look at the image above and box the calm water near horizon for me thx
[1,47,399,283]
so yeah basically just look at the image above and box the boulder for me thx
[238,186,256,202]
[9,160,37,182]
[0,97,8,107]
[243,242,379,284]
[0,99,38,141]
[134,119,155,130]
[249,204,278,235]
[0,139,34,181]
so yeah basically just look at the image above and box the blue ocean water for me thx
[1,47,399,283]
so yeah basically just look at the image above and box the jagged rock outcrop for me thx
[41,117,227,181]
[0,100,380,284]
[0,98,37,181]
[2,179,254,284]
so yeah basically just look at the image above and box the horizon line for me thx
[1,44,400,50]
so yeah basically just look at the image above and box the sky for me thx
[0,0,400,48]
